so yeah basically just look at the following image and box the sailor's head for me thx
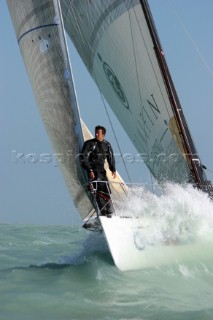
[95,125,106,142]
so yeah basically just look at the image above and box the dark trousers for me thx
[92,169,114,215]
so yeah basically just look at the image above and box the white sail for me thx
[6,0,130,220]
[61,0,211,191]
[6,0,94,220]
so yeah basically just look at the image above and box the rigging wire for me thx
[136,0,209,188]
[164,0,213,189]
[165,0,213,78]
[132,1,182,152]
[206,168,213,175]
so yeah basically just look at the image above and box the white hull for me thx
[99,216,203,271]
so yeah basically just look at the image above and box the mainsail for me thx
[61,0,212,194]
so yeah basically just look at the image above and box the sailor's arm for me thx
[107,143,116,179]
[80,141,93,172]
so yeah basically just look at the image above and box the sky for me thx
[1,0,213,225]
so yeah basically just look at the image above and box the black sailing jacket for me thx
[80,138,116,174]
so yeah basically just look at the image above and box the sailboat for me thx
[6,0,213,271]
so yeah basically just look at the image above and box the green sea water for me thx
[1,184,213,320]
[1,221,213,320]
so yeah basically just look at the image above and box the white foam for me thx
[116,183,213,246]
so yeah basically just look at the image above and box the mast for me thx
[140,0,213,195]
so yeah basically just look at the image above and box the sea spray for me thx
[60,184,213,271]
[115,183,213,247]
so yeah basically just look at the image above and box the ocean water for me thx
[1,184,213,320]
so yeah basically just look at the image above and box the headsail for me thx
[6,0,93,219]
[61,0,212,194]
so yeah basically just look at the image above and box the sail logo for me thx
[133,229,155,251]
[133,231,146,251]
[102,61,130,110]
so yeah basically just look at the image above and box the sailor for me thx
[80,125,116,217]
